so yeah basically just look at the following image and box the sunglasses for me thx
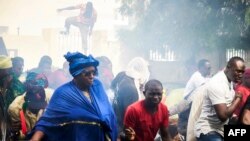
[82,69,97,77]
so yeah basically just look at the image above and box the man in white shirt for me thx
[169,59,211,140]
[195,56,245,141]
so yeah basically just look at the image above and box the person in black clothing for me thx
[115,74,139,132]
[112,57,150,133]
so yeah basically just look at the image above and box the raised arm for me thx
[57,4,81,12]
[169,99,190,116]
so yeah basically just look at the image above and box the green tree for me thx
[116,0,250,60]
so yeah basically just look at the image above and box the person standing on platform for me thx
[57,1,97,54]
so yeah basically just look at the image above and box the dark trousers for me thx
[197,131,223,141]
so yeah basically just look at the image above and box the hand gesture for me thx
[124,127,136,140]
[235,91,243,100]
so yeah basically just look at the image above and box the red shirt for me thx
[124,100,169,141]
[235,85,250,116]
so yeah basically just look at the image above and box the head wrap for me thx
[126,57,150,84]
[64,52,99,77]
[25,72,48,89]
[23,72,48,110]
[0,55,12,69]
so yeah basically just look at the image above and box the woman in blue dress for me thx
[29,52,117,141]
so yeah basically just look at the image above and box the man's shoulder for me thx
[118,77,136,90]
[127,101,144,112]
[119,75,133,83]
[8,94,25,113]
[189,71,202,79]
[206,72,227,87]
[192,71,201,76]
[210,71,225,81]
[129,100,142,107]
[159,102,168,110]
[187,71,204,85]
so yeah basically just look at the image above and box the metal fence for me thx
[226,48,248,61]
[56,31,82,53]
[149,45,177,62]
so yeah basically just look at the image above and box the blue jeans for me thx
[197,131,223,141]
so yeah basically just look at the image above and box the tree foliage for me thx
[116,0,250,58]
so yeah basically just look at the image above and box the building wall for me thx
[0,0,125,73]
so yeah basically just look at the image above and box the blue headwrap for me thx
[24,72,48,111]
[25,72,48,88]
[64,52,99,77]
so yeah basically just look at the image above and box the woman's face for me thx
[75,66,97,87]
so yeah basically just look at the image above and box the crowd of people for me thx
[0,51,249,141]
[0,2,249,141]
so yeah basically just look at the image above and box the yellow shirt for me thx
[8,88,53,139]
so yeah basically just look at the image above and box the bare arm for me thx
[214,94,242,122]
[169,99,190,116]
[160,127,172,141]
[57,5,80,12]
[30,131,45,141]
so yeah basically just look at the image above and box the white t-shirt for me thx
[195,71,235,137]
[183,71,209,99]
[169,71,209,115]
